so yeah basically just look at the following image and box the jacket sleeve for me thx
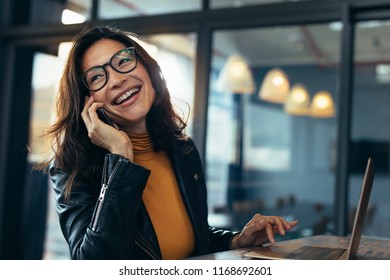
[208,227,238,253]
[50,153,150,259]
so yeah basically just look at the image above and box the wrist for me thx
[110,138,134,161]
[110,145,133,161]
[230,234,241,250]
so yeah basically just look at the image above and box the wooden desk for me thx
[189,235,390,260]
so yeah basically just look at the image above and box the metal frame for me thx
[1,0,390,258]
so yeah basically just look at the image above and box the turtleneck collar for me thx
[129,132,154,154]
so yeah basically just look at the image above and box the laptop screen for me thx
[347,157,375,259]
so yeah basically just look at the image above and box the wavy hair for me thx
[38,25,187,197]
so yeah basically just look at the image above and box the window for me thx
[99,0,201,19]
[350,20,390,238]
[30,0,92,25]
[207,24,340,239]
[210,0,311,9]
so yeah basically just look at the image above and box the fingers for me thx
[288,220,299,228]
[83,96,102,122]
[82,96,102,128]
[265,216,300,244]
[81,96,93,129]
[82,96,108,132]
[267,216,288,235]
[244,213,264,228]
[239,214,299,247]
[81,96,113,146]
[80,97,134,160]
[238,217,266,248]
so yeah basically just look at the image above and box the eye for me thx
[113,50,135,71]
[90,73,104,84]
[118,56,133,67]
[85,67,105,86]
[114,56,133,71]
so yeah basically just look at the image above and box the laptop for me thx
[244,157,375,260]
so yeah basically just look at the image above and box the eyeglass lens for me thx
[83,48,136,91]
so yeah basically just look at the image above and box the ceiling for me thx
[67,0,390,69]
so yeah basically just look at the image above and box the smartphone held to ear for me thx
[96,108,116,128]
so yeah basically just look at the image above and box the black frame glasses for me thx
[81,47,137,91]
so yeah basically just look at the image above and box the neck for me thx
[120,122,148,135]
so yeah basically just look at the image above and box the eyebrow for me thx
[83,56,112,73]
[83,47,133,73]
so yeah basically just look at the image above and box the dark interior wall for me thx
[30,0,65,24]
[0,47,34,259]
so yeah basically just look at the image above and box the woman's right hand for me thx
[81,96,134,161]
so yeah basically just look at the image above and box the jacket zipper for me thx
[91,157,123,231]
[135,239,160,260]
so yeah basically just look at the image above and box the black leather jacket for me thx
[50,138,236,259]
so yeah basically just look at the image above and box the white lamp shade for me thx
[258,68,290,103]
[310,90,336,118]
[216,54,255,94]
[284,84,310,116]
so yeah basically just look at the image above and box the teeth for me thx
[114,87,140,104]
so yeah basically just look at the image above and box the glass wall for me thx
[210,0,311,9]
[99,0,201,19]
[29,0,202,25]
[30,0,92,24]
[141,33,197,136]
[28,48,71,259]
[206,24,341,240]
[351,20,390,237]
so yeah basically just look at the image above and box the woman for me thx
[41,25,297,260]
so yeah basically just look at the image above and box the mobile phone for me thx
[96,108,116,128]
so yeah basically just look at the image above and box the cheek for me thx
[148,90,156,106]
[90,91,105,102]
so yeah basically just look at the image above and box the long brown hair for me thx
[38,25,187,197]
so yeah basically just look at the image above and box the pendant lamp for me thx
[310,90,336,118]
[216,54,255,94]
[284,84,310,116]
[258,68,290,103]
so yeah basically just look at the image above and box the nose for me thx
[107,67,127,89]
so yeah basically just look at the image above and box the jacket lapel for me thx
[170,139,210,255]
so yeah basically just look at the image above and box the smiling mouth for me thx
[113,86,141,105]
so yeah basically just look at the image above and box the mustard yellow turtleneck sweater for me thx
[130,133,195,259]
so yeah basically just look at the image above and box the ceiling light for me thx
[61,9,86,25]
[258,68,290,103]
[284,84,310,116]
[310,90,336,118]
[216,54,255,94]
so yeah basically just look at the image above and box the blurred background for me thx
[1,0,390,259]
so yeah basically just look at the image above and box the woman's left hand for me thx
[231,214,298,249]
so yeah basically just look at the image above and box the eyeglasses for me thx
[81,47,137,91]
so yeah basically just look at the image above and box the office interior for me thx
[1,0,390,260]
